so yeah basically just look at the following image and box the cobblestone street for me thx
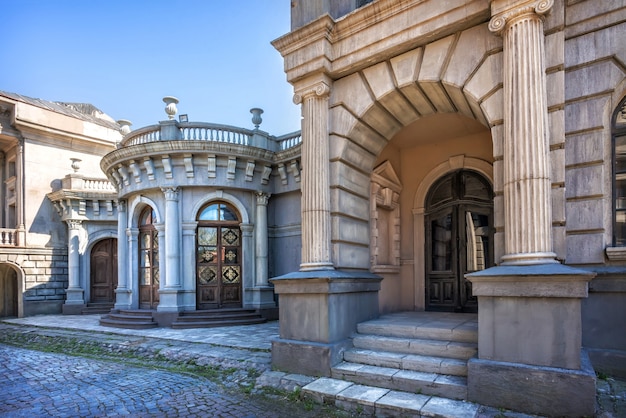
[0,344,329,418]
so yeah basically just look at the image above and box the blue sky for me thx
[3,1,301,135]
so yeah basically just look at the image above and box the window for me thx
[613,98,626,246]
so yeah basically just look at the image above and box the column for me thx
[64,219,84,306]
[255,192,270,286]
[162,187,180,288]
[489,0,556,265]
[466,2,596,416]
[294,80,334,271]
[114,200,131,309]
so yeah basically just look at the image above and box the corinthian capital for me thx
[293,80,331,105]
[161,186,179,201]
[489,0,553,35]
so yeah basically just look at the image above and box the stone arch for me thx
[190,191,250,224]
[0,262,24,318]
[129,196,162,227]
[327,24,501,271]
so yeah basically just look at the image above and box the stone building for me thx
[1,0,626,415]
[269,0,626,415]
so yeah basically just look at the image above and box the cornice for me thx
[272,14,335,56]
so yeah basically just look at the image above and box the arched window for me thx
[613,98,626,246]
[138,207,159,309]
[196,202,242,309]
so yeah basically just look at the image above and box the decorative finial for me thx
[250,108,263,129]
[70,158,82,173]
[163,96,179,120]
[117,119,132,135]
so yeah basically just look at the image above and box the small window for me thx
[613,98,626,246]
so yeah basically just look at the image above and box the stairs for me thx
[99,310,158,329]
[81,302,114,315]
[171,308,266,329]
[331,312,478,401]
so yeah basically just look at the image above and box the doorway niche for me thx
[370,161,402,274]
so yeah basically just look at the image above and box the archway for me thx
[138,206,159,309]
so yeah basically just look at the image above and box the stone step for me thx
[171,317,267,329]
[344,348,468,377]
[332,361,468,400]
[174,312,262,322]
[99,317,158,329]
[357,317,477,344]
[115,309,155,317]
[353,334,477,360]
[302,377,479,417]
[179,308,259,317]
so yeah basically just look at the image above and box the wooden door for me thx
[425,171,493,312]
[139,208,159,310]
[0,266,17,317]
[90,238,118,303]
[196,225,242,309]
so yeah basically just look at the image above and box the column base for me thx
[468,350,596,417]
[64,287,84,306]
[114,288,132,310]
[272,337,352,376]
[62,303,85,315]
[157,288,184,312]
[270,270,382,376]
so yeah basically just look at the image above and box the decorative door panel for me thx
[90,238,118,303]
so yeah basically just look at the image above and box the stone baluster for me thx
[255,192,270,286]
[489,0,557,265]
[294,80,334,271]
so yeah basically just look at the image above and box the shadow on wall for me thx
[30,195,66,247]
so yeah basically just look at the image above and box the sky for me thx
[2,0,302,135]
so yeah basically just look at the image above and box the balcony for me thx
[0,228,19,247]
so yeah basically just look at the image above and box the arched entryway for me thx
[90,238,118,303]
[138,206,159,309]
[0,264,18,317]
[196,202,242,309]
[425,170,493,312]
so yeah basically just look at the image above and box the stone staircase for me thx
[81,302,114,315]
[171,308,266,329]
[331,312,478,401]
[99,310,158,329]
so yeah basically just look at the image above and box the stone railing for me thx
[120,122,302,152]
[0,228,18,247]
[180,123,251,145]
[83,178,116,192]
[276,131,302,150]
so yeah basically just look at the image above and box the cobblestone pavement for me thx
[0,344,341,418]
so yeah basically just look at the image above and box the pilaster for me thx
[158,187,182,312]
[114,200,131,309]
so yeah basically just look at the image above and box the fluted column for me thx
[490,0,557,265]
[162,187,181,288]
[65,219,84,304]
[294,80,334,271]
[255,192,271,286]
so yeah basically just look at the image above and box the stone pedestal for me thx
[270,271,381,376]
[466,264,596,416]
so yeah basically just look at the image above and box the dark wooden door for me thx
[425,171,493,313]
[197,226,242,309]
[90,238,118,303]
[0,266,17,317]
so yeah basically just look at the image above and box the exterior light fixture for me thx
[179,114,188,123]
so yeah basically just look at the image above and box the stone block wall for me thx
[0,248,68,316]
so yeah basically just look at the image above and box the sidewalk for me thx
[1,315,624,417]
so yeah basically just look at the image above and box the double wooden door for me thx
[196,225,242,309]
[425,170,493,313]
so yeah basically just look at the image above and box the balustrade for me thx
[0,228,18,246]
